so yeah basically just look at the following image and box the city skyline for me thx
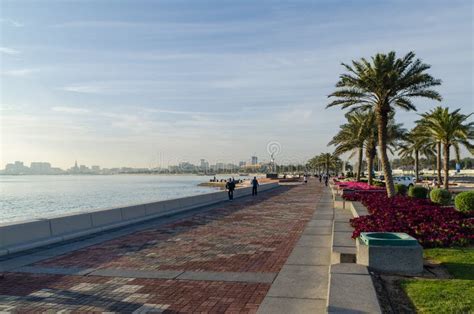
[1,155,265,174]
[1,1,473,168]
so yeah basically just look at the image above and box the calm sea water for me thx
[0,175,227,223]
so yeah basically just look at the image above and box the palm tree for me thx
[327,51,442,197]
[319,153,342,175]
[366,115,406,185]
[328,111,368,181]
[399,127,436,182]
[417,107,474,189]
[308,153,342,176]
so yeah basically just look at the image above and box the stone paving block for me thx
[286,247,331,266]
[334,222,353,232]
[334,212,353,222]
[0,254,49,271]
[266,265,329,299]
[314,205,333,210]
[257,297,327,314]
[90,268,183,279]
[312,213,334,220]
[302,226,332,235]
[331,263,369,275]
[333,231,355,247]
[307,220,333,227]
[14,266,94,276]
[296,235,331,247]
[177,271,277,283]
[328,273,381,313]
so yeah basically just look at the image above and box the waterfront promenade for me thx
[0,180,332,313]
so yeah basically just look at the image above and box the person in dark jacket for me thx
[226,178,235,200]
[251,177,259,196]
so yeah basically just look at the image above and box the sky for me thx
[1,0,473,169]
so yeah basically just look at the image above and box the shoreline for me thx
[0,182,280,256]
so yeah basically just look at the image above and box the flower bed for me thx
[345,192,474,248]
[335,181,384,191]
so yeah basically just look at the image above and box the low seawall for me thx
[0,182,280,256]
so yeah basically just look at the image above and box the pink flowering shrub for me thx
[335,181,384,191]
[346,192,473,248]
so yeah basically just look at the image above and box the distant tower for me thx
[74,160,78,169]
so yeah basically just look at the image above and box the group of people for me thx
[318,173,330,186]
[225,176,259,200]
[302,174,330,186]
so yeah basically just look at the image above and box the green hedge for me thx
[408,186,428,199]
[454,191,474,212]
[430,188,452,205]
[395,184,408,195]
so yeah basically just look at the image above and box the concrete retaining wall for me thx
[0,182,280,256]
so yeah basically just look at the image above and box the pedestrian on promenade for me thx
[226,178,235,200]
[324,174,329,187]
[252,176,259,196]
[303,175,308,184]
[319,174,322,183]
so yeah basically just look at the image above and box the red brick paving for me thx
[1,182,323,312]
[37,184,322,273]
[0,273,268,313]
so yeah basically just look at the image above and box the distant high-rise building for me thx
[30,162,52,174]
[91,165,101,172]
[239,161,246,167]
[200,159,209,171]
[79,165,89,173]
[4,161,29,174]
[251,156,258,165]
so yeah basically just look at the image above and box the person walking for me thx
[303,175,308,184]
[324,174,329,187]
[319,174,322,183]
[226,178,235,200]
[251,176,259,196]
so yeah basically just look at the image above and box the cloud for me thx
[0,18,23,27]
[59,84,105,94]
[51,106,90,114]
[1,68,38,77]
[0,47,20,55]
[145,108,234,116]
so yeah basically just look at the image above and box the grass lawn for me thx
[400,247,473,313]
[400,279,473,313]
[423,247,474,280]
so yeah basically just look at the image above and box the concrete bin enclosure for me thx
[356,233,423,275]
[0,182,279,256]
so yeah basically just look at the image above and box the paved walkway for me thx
[0,180,329,313]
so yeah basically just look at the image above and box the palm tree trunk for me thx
[437,141,442,186]
[366,140,376,186]
[414,150,419,182]
[376,107,395,197]
[443,143,450,190]
[356,146,363,181]
[367,155,374,186]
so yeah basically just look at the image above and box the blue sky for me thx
[1,0,473,168]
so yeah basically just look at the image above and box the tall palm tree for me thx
[399,127,436,182]
[363,111,406,185]
[328,111,368,181]
[310,153,341,176]
[417,107,474,189]
[327,51,442,197]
